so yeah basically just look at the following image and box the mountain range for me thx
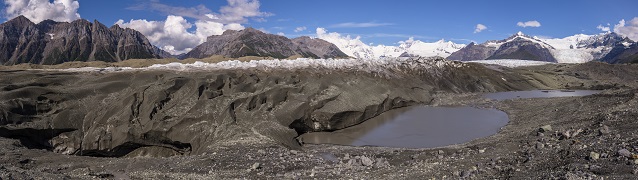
[448,31,638,63]
[0,16,171,65]
[0,16,637,65]
[185,28,348,59]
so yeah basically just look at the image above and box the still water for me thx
[484,90,601,101]
[300,90,601,148]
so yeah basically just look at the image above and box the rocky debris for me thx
[250,163,261,170]
[539,125,552,133]
[1,61,638,179]
[618,149,633,158]
[599,125,611,135]
[185,28,348,59]
[360,156,374,166]
[344,155,389,168]
[572,129,583,138]
[317,152,339,164]
[589,152,600,160]
[0,16,169,65]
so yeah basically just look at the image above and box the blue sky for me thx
[2,0,638,53]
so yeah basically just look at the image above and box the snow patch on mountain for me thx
[316,28,465,59]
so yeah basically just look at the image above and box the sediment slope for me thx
[0,57,546,157]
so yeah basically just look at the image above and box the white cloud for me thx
[3,0,80,23]
[294,26,307,32]
[117,0,271,55]
[613,17,638,41]
[330,22,393,28]
[116,16,202,55]
[474,24,487,33]
[597,24,611,32]
[517,20,541,28]
[277,32,285,36]
[218,0,272,23]
[129,0,271,24]
[116,16,248,55]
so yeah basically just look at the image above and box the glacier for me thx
[60,57,466,78]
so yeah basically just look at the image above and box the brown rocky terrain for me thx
[1,58,638,179]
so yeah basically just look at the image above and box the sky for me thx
[1,0,638,55]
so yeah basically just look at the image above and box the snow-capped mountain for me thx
[448,31,636,63]
[316,28,465,59]
[449,32,557,62]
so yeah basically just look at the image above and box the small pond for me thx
[300,90,601,148]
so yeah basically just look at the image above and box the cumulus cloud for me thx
[330,22,393,28]
[116,16,201,55]
[276,32,285,36]
[294,26,307,32]
[129,0,271,24]
[517,20,541,28]
[474,24,487,33]
[3,0,80,23]
[118,0,270,55]
[613,17,638,41]
[597,24,611,32]
[116,16,247,55]
[219,0,273,23]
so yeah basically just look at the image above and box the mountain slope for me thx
[449,32,557,62]
[185,28,348,59]
[0,16,169,65]
[600,43,638,63]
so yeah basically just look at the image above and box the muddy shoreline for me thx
[2,60,638,179]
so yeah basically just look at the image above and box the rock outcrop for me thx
[0,16,169,65]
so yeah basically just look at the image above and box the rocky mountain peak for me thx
[3,15,35,28]
[222,29,239,35]
[186,28,348,59]
[241,27,262,33]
